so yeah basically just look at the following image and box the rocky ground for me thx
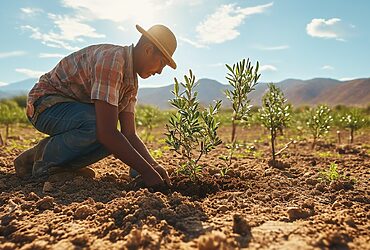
[0,125,369,249]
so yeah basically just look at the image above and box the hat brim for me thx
[136,24,177,70]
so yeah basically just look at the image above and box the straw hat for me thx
[136,24,177,69]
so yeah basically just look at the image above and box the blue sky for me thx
[0,0,369,88]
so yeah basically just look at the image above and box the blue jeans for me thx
[30,100,110,177]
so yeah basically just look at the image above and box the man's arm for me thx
[119,111,158,167]
[119,111,171,185]
[94,100,163,186]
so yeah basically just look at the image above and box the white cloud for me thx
[48,14,105,41]
[62,0,201,25]
[306,18,351,41]
[62,0,166,26]
[339,77,359,81]
[0,51,27,59]
[255,45,289,50]
[0,81,8,87]
[321,65,334,70]
[195,2,273,45]
[117,26,127,32]
[21,25,80,51]
[15,68,45,78]
[179,36,206,48]
[260,65,277,72]
[21,14,105,51]
[39,53,65,58]
[20,7,43,16]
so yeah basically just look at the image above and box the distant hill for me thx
[138,78,231,109]
[1,77,369,108]
[139,77,369,108]
[0,78,37,98]
[311,78,370,105]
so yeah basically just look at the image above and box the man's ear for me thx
[144,43,155,56]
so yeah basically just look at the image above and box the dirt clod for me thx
[232,214,251,236]
[42,181,53,193]
[35,196,54,210]
[74,204,95,219]
[287,207,311,221]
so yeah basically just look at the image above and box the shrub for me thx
[259,83,291,162]
[340,109,367,143]
[318,162,346,183]
[224,58,260,142]
[307,105,333,149]
[165,70,222,180]
[0,101,26,143]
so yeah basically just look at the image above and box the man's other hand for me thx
[153,165,172,187]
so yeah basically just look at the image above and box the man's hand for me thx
[153,165,172,187]
[142,170,164,187]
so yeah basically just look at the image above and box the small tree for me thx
[260,83,291,162]
[225,58,260,142]
[340,109,367,143]
[307,105,333,149]
[165,70,222,180]
[0,101,25,143]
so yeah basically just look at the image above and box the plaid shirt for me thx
[27,44,138,122]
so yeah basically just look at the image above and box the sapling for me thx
[259,83,291,162]
[225,59,260,142]
[307,105,333,149]
[0,101,25,143]
[165,70,222,180]
[218,141,238,177]
[340,109,367,143]
[318,162,345,183]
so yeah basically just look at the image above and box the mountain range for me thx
[1,77,369,108]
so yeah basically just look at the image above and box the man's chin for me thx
[139,72,150,79]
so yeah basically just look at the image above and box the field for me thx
[0,122,369,249]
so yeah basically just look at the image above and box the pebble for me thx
[344,216,356,227]
[315,183,326,192]
[331,200,341,209]
[287,207,310,221]
[35,196,54,210]
[218,205,228,213]
[74,205,95,219]
[43,182,53,193]
[233,214,251,236]
[306,178,318,186]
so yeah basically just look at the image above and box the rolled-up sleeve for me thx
[121,87,137,113]
[91,50,123,107]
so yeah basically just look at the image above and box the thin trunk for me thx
[0,132,3,146]
[231,119,237,142]
[350,129,354,144]
[311,137,316,149]
[337,131,341,144]
[271,129,276,162]
[6,125,9,140]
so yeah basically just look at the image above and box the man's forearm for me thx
[99,130,156,175]
[126,134,158,167]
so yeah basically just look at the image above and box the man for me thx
[14,24,176,188]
